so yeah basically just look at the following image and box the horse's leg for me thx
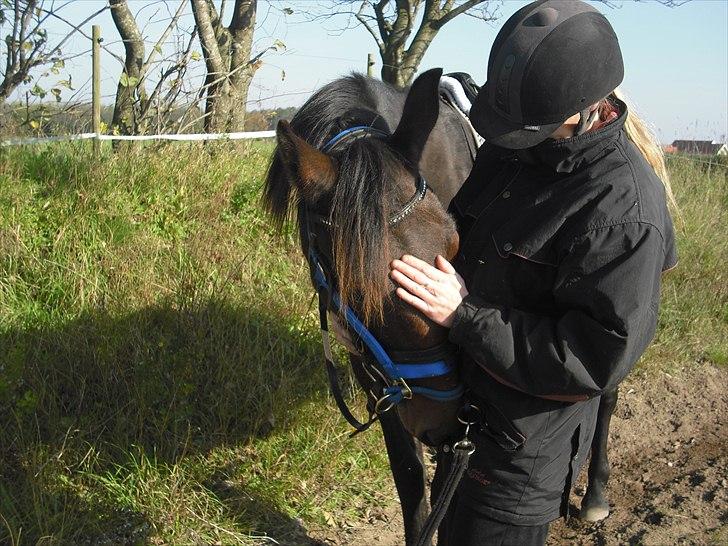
[581,386,619,522]
[379,410,430,545]
[348,355,429,545]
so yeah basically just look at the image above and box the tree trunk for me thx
[380,0,414,89]
[371,0,492,89]
[191,0,258,133]
[109,0,147,135]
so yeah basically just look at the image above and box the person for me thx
[388,0,678,544]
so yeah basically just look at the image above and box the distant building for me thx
[670,140,728,156]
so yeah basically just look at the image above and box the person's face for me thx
[549,107,597,140]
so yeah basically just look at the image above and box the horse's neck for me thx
[375,87,475,209]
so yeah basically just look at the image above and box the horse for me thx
[262,68,619,543]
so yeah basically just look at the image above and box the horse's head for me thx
[264,69,462,445]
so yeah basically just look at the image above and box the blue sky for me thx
[15,0,728,143]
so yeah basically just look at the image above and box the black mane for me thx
[288,73,398,147]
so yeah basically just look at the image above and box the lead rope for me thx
[415,405,480,546]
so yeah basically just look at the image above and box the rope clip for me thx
[453,404,480,455]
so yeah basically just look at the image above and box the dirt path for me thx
[307,364,727,545]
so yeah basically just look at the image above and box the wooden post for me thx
[92,25,101,156]
[367,53,375,78]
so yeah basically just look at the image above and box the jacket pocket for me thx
[477,399,527,452]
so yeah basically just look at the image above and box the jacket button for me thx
[503,243,513,252]
[502,190,511,199]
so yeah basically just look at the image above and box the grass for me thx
[0,141,392,545]
[640,154,728,372]
[0,142,725,544]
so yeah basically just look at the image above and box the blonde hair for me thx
[609,87,680,216]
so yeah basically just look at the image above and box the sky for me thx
[10,0,728,143]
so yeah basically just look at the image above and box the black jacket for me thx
[449,99,677,401]
[442,99,677,524]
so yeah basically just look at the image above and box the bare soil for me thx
[306,364,727,545]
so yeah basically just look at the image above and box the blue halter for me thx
[321,125,389,152]
[309,248,463,406]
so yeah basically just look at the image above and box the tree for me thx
[190,0,260,133]
[326,0,690,89]
[329,0,496,88]
[109,0,194,136]
[109,0,148,135]
[0,0,104,102]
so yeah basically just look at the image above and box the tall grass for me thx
[0,142,391,545]
[0,143,725,544]
[642,154,728,370]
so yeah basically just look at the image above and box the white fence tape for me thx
[0,130,276,146]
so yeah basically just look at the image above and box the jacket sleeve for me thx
[448,222,669,400]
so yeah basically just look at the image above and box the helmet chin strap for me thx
[574,106,601,136]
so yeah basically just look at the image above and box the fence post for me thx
[367,53,375,78]
[92,25,101,156]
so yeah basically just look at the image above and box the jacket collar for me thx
[494,97,628,174]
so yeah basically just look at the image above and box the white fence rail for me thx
[0,131,276,147]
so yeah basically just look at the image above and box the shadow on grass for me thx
[0,299,333,544]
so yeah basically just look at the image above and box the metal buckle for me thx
[457,403,481,438]
[396,378,413,400]
[375,393,397,414]
[457,404,481,425]
[452,438,476,455]
[374,379,412,414]
[454,404,481,455]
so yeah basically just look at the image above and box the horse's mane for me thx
[263,74,401,323]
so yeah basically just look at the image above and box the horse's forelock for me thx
[262,74,379,229]
[331,139,393,324]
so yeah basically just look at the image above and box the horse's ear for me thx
[275,120,337,202]
[390,68,443,166]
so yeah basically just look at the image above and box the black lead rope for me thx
[414,405,480,546]
[416,442,474,546]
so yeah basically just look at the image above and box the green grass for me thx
[0,142,725,544]
[0,141,392,545]
[639,154,728,372]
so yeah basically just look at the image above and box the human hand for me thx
[389,254,469,328]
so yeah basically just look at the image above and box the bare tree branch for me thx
[433,0,491,29]
[356,2,384,52]
[0,1,105,101]
[139,0,187,83]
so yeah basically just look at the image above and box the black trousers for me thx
[436,496,549,546]
[433,447,550,546]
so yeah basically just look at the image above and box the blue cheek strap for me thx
[310,248,463,407]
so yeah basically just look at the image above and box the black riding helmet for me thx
[470,0,624,149]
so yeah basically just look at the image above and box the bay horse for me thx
[263,68,618,544]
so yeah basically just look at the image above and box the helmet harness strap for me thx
[574,105,601,136]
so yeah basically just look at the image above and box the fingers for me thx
[401,255,448,280]
[435,254,456,274]
[395,286,430,315]
[391,255,447,285]
[390,268,438,300]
